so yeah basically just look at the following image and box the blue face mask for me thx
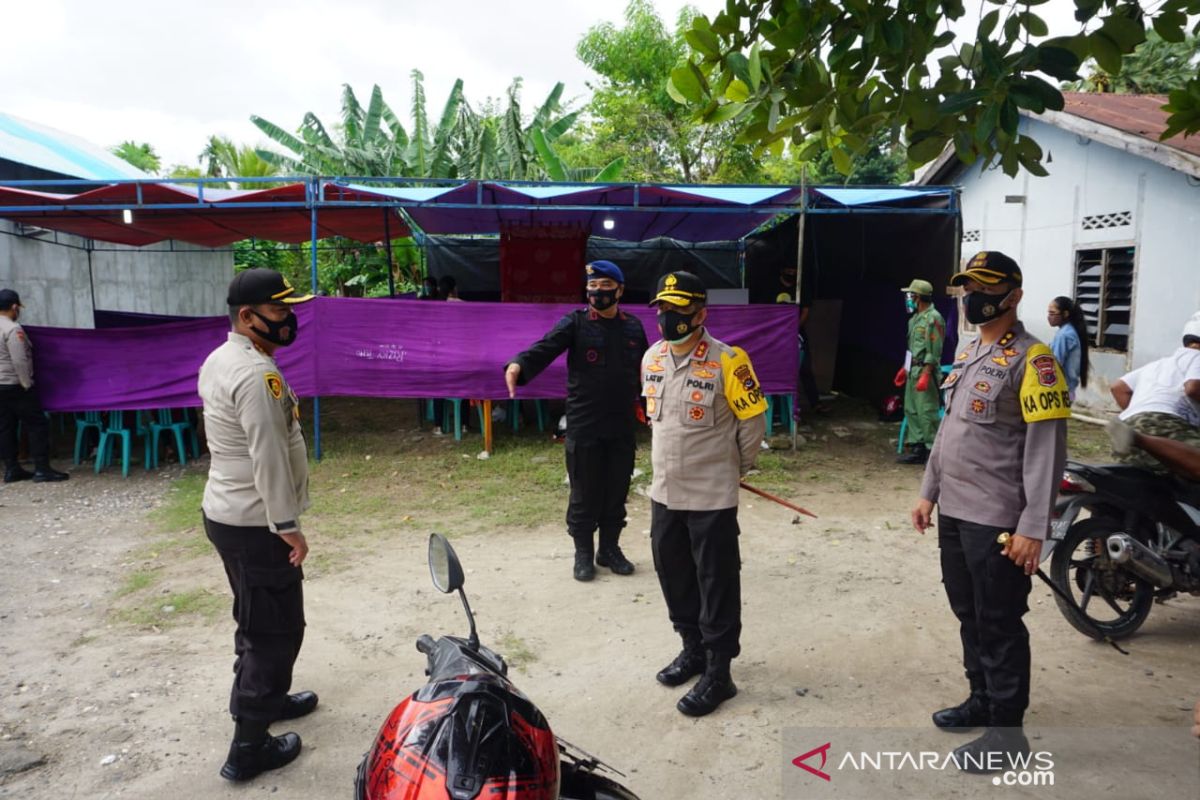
[905,295,917,313]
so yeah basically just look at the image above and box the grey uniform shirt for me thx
[919,322,1069,540]
[642,330,767,510]
[0,316,34,388]
[199,332,309,533]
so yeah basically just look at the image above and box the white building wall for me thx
[0,220,231,327]
[951,117,1200,409]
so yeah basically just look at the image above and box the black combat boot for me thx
[676,651,738,717]
[953,725,1030,775]
[896,442,929,465]
[219,719,302,782]
[274,691,319,722]
[595,529,634,575]
[3,462,33,483]
[932,688,990,732]
[31,461,68,482]
[573,536,596,582]
[655,631,706,687]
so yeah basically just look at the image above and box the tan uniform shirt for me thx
[642,330,767,510]
[199,332,309,533]
[919,322,1070,540]
[0,316,34,388]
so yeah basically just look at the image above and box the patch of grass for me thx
[115,588,225,627]
[148,469,206,534]
[115,570,157,597]
[1067,417,1113,462]
[496,632,538,671]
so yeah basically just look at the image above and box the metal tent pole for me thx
[310,179,322,461]
[384,210,396,297]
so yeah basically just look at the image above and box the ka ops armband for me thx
[721,347,767,420]
[1020,343,1072,423]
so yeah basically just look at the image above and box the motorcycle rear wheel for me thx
[1048,517,1154,640]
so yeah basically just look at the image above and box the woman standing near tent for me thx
[1048,296,1090,401]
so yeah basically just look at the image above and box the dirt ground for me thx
[0,403,1197,800]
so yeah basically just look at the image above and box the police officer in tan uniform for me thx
[643,271,767,717]
[911,252,1069,772]
[199,269,316,782]
[0,289,68,483]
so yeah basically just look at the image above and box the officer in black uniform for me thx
[505,260,649,581]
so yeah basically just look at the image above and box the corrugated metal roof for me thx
[0,112,149,181]
[1061,92,1200,157]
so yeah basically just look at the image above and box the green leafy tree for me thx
[110,141,161,174]
[199,135,281,188]
[1071,30,1200,93]
[576,0,758,183]
[673,0,1200,178]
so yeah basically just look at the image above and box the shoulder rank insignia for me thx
[692,341,709,360]
[658,343,669,355]
[1019,343,1071,423]
[264,372,284,400]
[998,330,1016,348]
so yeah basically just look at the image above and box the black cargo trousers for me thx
[204,515,306,722]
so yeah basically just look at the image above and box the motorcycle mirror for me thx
[428,533,465,594]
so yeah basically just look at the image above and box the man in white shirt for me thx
[1109,312,1200,471]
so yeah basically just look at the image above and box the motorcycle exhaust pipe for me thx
[1106,534,1174,588]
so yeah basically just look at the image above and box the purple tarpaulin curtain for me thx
[29,298,797,411]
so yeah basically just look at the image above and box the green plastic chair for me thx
[95,411,148,477]
[147,408,200,468]
[765,395,796,437]
[73,412,105,465]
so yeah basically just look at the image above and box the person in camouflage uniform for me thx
[897,279,946,464]
[1109,312,1200,473]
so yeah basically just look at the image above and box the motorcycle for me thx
[1048,459,1200,640]
[355,533,642,800]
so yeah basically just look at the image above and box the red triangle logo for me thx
[792,742,832,782]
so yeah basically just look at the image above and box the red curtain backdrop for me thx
[499,223,588,302]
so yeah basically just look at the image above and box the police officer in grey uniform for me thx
[643,271,767,717]
[0,289,68,483]
[199,269,317,782]
[911,251,1069,772]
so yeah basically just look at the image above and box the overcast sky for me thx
[5,1,1084,171]
[4,0,724,169]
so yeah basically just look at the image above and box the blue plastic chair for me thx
[94,411,149,477]
[509,399,545,433]
[147,408,200,468]
[74,412,105,465]
[765,395,796,437]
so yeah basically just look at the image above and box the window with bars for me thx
[1074,247,1135,352]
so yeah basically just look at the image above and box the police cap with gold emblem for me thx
[227,268,314,306]
[650,271,707,307]
[950,251,1022,288]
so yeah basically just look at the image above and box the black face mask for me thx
[250,309,299,346]
[964,290,1011,325]
[657,309,699,343]
[587,288,618,311]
